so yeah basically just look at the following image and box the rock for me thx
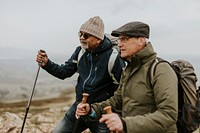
[0,112,23,133]
[0,91,92,133]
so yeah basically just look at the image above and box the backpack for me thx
[77,34,120,84]
[149,57,200,133]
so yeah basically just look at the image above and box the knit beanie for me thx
[79,16,104,40]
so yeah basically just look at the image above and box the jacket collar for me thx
[88,36,113,54]
[131,42,157,64]
[125,43,157,76]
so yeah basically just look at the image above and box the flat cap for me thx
[111,21,150,38]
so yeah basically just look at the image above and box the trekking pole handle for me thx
[82,93,89,104]
[104,106,123,133]
[103,106,112,114]
[38,49,46,66]
[103,106,115,133]
[76,93,89,119]
[40,49,46,53]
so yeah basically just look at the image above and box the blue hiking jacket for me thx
[42,36,125,103]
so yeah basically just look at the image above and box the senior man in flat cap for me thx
[76,21,178,133]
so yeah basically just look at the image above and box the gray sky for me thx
[1,0,200,58]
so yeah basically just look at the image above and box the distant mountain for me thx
[0,48,76,102]
[0,47,34,60]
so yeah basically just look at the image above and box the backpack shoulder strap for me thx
[75,48,86,67]
[77,48,86,63]
[149,57,170,87]
[77,47,119,84]
[108,48,118,75]
[108,47,119,84]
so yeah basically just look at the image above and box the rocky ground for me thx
[1,92,200,133]
[0,88,90,133]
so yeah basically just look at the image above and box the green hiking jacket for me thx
[92,43,178,133]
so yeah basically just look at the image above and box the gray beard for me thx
[81,42,88,50]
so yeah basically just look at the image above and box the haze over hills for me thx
[0,48,77,102]
[0,48,199,103]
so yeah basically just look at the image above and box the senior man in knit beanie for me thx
[36,16,125,133]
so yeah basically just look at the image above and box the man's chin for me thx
[120,53,125,58]
[120,54,128,60]
[81,43,88,49]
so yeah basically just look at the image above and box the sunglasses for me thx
[78,32,92,39]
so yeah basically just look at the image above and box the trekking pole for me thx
[104,106,112,114]
[104,106,120,133]
[72,93,89,133]
[197,86,200,108]
[20,49,45,133]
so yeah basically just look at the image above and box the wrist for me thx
[118,115,127,133]
[89,107,97,118]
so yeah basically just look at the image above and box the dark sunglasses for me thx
[78,32,92,39]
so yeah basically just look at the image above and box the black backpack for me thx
[149,57,200,133]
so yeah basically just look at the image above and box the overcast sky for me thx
[1,0,200,59]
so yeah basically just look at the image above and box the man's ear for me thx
[97,39,101,44]
[138,37,146,46]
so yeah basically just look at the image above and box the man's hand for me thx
[76,103,90,118]
[100,113,124,132]
[36,50,48,66]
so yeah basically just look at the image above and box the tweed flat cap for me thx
[111,21,150,38]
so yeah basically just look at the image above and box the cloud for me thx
[0,0,200,57]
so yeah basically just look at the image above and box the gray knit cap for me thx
[80,16,104,40]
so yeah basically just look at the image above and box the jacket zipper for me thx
[91,67,97,85]
[83,53,93,91]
